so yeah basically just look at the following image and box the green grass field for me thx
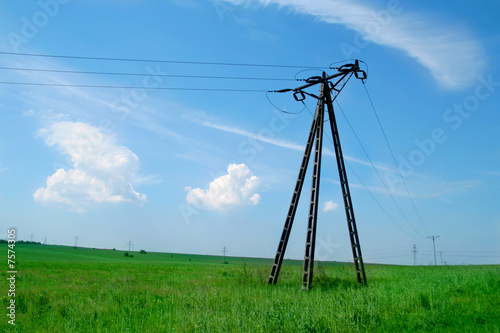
[1,244,499,332]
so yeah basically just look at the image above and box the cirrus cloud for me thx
[34,121,146,212]
[221,0,485,90]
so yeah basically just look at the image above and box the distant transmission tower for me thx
[268,60,368,289]
[412,244,418,266]
[74,236,78,248]
[221,246,228,263]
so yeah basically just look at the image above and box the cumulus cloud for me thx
[186,163,261,210]
[222,0,485,90]
[34,121,146,212]
[323,200,339,212]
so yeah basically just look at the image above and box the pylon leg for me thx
[302,83,325,290]
[268,91,322,285]
[325,88,367,286]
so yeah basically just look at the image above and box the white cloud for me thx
[222,0,485,90]
[186,163,261,210]
[323,200,339,212]
[34,121,146,212]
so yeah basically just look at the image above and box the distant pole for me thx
[128,241,132,252]
[411,244,418,266]
[438,251,444,266]
[31,233,33,242]
[44,236,47,245]
[222,246,228,263]
[74,236,78,248]
[427,236,440,265]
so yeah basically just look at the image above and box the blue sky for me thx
[1,0,499,265]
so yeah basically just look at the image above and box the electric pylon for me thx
[268,60,368,289]
[222,246,228,263]
[412,244,418,266]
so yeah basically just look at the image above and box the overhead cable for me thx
[336,100,426,239]
[362,83,432,236]
[0,51,329,69]
[0,66,296,82]
[0,81,267,92]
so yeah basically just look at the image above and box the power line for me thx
[362,83,431,236]
[443,250,500,254]
[0,50,329,69]
[436,254,500,258]
[363,253,410,260]
[0,81,267,92]
[302,100,420,240]
[0,65,296,82]
[303,92,420,240]
[344,162,421,240]
[335,100,425,239]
